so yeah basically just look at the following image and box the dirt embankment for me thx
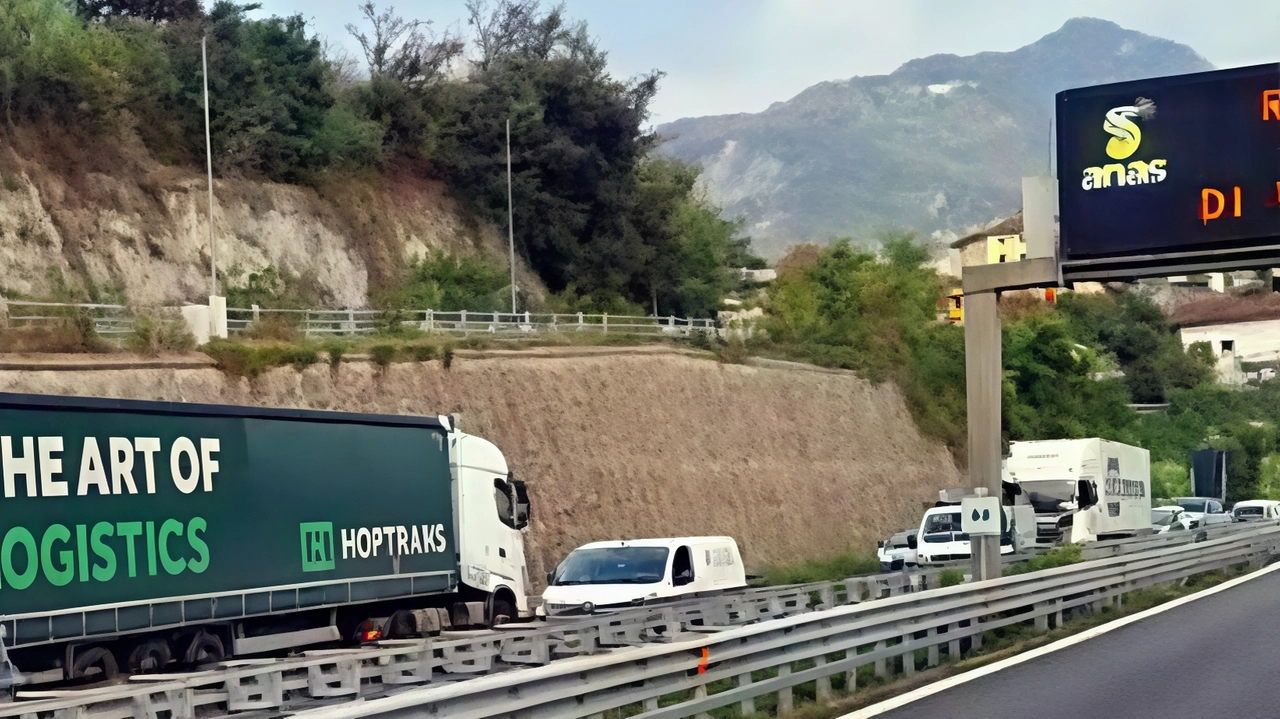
[0,349,963,582]
[0,127,536,306]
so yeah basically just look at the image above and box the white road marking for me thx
[838,560,1280,718]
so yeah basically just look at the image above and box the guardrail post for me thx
[1034,603,1050,631]
[776,663,793,713]
[738,673,755,714]
[692,686,711,719]
[251,304,260,324]
[461,309,468,337]
[0,297,8,328]
[347,309,355,336]
[873,641,887,677]
[926,628,940,667]
[602,313,608,334]
[815,655,832,701]
[947,623,961,658]
[901,638,916,677]
[577,312,583,331]
[1053,600,1063,629]
[426,309,434,332]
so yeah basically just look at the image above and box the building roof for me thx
[950,211,1024,250]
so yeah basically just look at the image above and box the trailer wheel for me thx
[127,640,172,674]
[71,647,119,682]
[183,631,226,666]
[384,610,417,638]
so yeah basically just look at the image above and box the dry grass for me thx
[1168,293,1280,327]
[0,320,114,354]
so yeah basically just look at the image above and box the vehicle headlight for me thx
[581,601,595,614]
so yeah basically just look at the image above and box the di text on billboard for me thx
[1056,64,1280,268]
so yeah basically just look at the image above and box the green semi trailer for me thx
[0,392,531,686]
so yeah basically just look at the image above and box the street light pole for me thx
[506,119,516,315]
[202,35,217,297]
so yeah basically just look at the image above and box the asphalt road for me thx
[868,567,1280,719]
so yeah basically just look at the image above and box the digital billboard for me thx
[1056,63,1280,279]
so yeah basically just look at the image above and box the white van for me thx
[541,537,747,617]
[1232,500,1280,522]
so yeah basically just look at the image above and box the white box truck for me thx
[1006,438,1151,545]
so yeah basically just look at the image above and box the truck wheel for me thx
[128,640,172,674]
[71,647,119,682]
[183,631,226,666]
[490,597,515,627]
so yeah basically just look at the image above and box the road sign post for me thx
[962,258,1059,581]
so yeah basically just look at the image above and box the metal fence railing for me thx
[0,300,135,338]
[0,301,718,342]
[226,307,717,338]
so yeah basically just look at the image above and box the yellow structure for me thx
[986,234,1027,264]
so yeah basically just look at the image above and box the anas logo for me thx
[1082,97,1167,191]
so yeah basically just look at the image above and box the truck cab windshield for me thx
[552,547,670,585]
[1023,480,1077,513]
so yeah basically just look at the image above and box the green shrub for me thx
[717,336,748,364]
[369,343,397,369]
[407,343,437,362]
[1004,544,1084,576]
[761,552,880,586]
[323,340,346,371]
[939,569,965,587]
[126,313,195,355]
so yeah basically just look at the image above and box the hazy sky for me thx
[258,0,1279,123]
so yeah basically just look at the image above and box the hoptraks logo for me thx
[1081,97,1167,191]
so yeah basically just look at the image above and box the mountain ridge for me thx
[657,18,1215,258]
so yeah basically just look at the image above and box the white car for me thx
[1151,505,1199,533]
[877,530,918,571]
[1232,500,1280,522]
[1172,497,1231,527]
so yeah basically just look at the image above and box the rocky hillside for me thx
[658,18,1214,257]
[0,128,532,307]
[0,348,964,582]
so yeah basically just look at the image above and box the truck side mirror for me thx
[1077,479,1098,509]
[906,534,918,550]
[546,571,555,585]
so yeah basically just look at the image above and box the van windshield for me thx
[1176,499,1207,513]
[552,547,670,586]
[1022,480,1076,513]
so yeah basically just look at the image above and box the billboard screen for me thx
[1057,64,1280,274]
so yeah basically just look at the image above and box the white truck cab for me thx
[912,504,1032,565]
[541,537,746,617]
[450,425,532,621]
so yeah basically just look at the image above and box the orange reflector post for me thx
[1045,288,1057,302]
[361,630,382,642]
[697,647,709,674]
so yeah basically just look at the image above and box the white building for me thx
[1180,319,1280,385]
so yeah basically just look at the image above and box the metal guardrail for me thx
[6,523,1274,719]
[226,307,717,338]
[283,524,1280,719]
[4,566,951,718]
